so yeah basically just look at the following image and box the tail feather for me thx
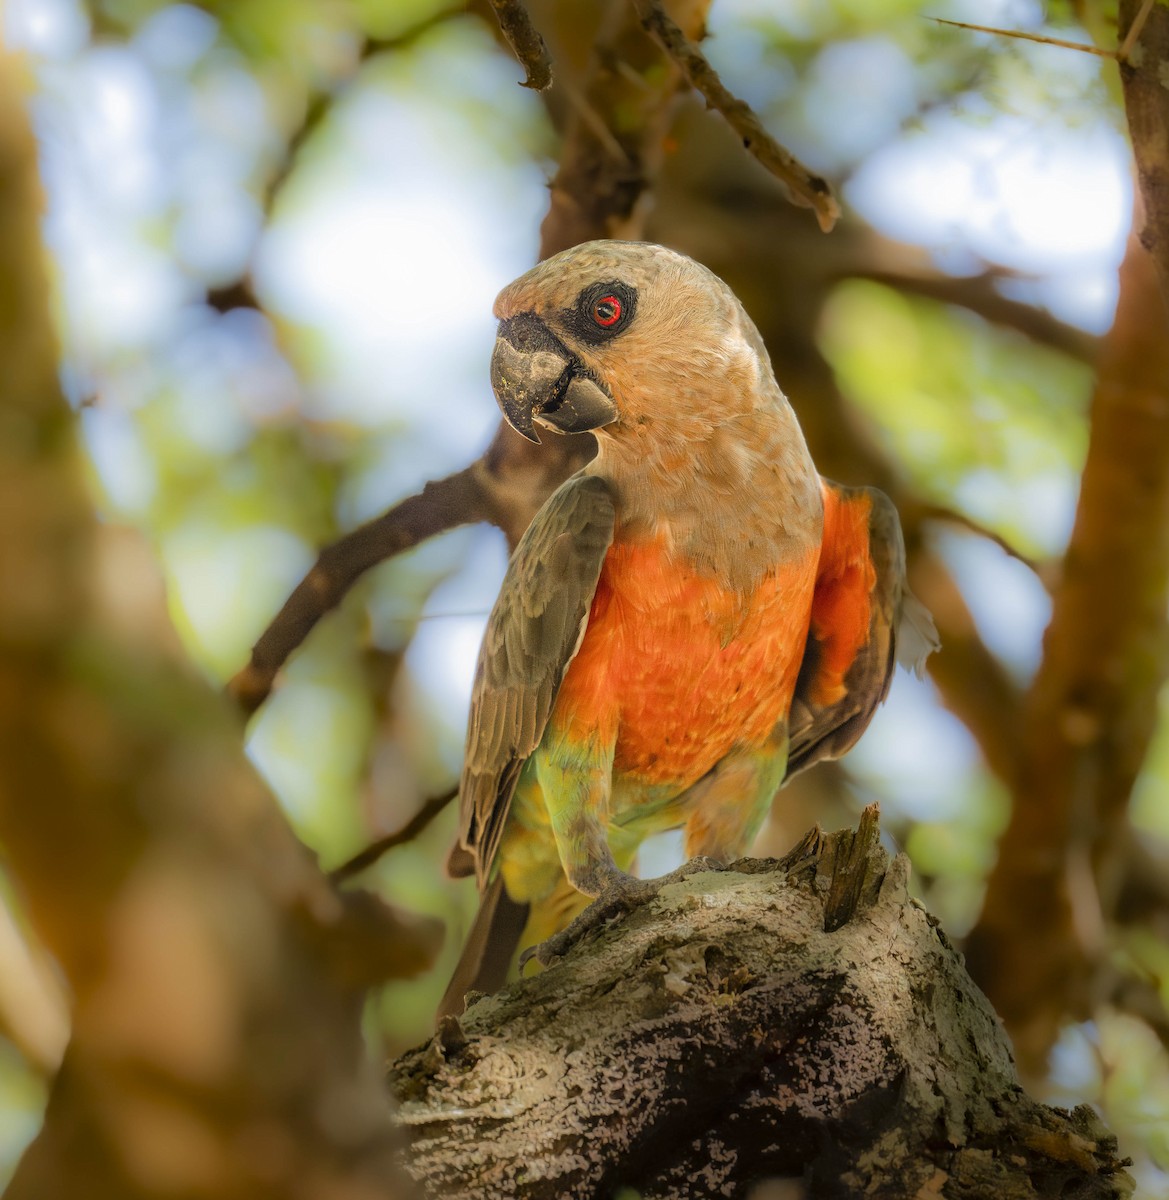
[437,876,530,1020]
[896,589,940,678]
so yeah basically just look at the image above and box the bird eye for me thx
[592,296,622,328]
[570,282,635,342]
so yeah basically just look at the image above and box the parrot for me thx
[439,241,938,1018]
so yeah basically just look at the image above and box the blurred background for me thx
[4,0,1167,1193]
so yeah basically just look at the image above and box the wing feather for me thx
[785,483,939,780]
[454,474,616,886]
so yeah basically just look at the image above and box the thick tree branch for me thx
[967,227,1169,1075]
[1121,0,1169,316]
[391,814,1131,1198]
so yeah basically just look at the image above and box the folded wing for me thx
[453,473,616,886]
[786,482,938,780]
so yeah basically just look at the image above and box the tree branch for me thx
[536,0,711,253]
[632,0,840,232]
[930,17,1119,59]
[902,538,1025,784]
[391,813,1131,1198]
[227,464,495,715]
[487,0,553,90]
[331,787,458,884]
[1121,0,1169,315]
[915,500,1049,581]
[967,226,1169,1075]
[857,267,1100,365]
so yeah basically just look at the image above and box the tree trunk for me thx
[391,812,1131,1199]
[0,50,438,1199]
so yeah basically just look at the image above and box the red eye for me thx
[592,295,622,327]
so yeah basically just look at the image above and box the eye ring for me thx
[592,295,622,328]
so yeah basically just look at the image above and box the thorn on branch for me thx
[631,0,840,232]
[929,16,1121,61]
[488,0,553,91]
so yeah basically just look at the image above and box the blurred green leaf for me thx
[820,279,1092,555]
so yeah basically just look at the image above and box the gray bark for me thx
[390,812,1132,1199]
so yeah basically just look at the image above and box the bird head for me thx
[490,241,770,445]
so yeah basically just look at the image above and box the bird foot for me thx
[519,856,725,971]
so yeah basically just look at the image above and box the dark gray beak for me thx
[490,313,617,443]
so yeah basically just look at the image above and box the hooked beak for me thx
[490,313,617,443]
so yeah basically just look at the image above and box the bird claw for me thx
[518,856,727,971]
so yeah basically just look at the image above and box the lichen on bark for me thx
[391,814,1131,1199]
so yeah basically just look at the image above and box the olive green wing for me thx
[785,484,938,780]
[452,473,616,887]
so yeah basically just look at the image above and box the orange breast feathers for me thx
[804,485,877,708]
[549,533,820,787]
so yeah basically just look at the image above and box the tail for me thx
[437,875,530,1020]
